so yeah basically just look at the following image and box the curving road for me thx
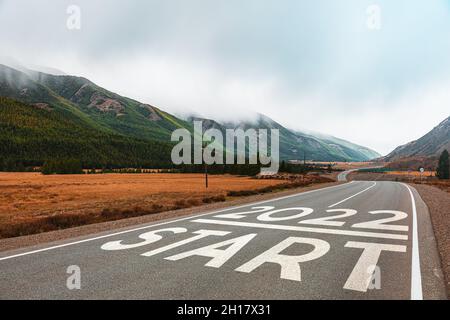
[337,166,384,182]
[0,181,447,300]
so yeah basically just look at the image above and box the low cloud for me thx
[1,0,450,155]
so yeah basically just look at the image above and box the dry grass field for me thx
[350,171,450,193]
[385,170,435,177]
[0,172,322,238]
[308,161,383,170]
[0,172,282,223]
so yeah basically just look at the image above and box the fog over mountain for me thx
[0,63,381,162]
[1,1,450,155]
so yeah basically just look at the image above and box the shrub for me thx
[227,190,258,197]
[187,198,201,206]
[174,199,187,209]
[151,203,164,212]
[45,214,91,229]
[202,195,226,203]
[227,180,318,197]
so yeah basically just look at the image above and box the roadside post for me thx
[205,162,208,189]
[202,142,208,189]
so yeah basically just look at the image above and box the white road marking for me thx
[257,207,313,222]
[343,241,407,292]
[141,230,229,257]
[328,182,377,208]
[0,182,353,262]
[299,209,357,227]
[352,210,409,232]
[101,227,187,251]
[236,237,330,281]
[192,219,408,240]
[401,183,423,300]
[165,233,257,268]
[215,206,274,220]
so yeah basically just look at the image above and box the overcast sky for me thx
[1,0,450,155]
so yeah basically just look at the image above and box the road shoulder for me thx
[412,183,450,298]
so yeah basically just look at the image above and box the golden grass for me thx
[309,161,383,170]
[0,173,283,220]
[0,173,293,238]
[385,171,435,177]
[0,173,336,238]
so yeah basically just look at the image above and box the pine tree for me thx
[280,160,286,172]
[327,164,333,173]
[437,149,449,180]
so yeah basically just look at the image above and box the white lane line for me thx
[401,183,423,300]
[328,182,377,208]
[192,219,409,240]
[0,182,355,262]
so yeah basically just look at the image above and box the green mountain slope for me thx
[0,64,118,134]
[1,63,380,165]
[0,64,195,167]
[29,71,193,141]
[0,64,192,142]
[297,131,381,161]
[0,97,172,167]
[189,114,380,162]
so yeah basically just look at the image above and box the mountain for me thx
[0,65,192,141]
[188,114,381,162]
[27,65,67,76]
[384,116,450,161]
[1,63,380,166]
[300,131,381,161]
[0,64,190,167]
[0,97,172,167]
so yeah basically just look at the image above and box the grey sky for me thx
[1,0,450,155]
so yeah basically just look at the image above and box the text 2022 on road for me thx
[101,206,409,293]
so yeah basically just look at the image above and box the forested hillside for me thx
[0,97,173,169]
[0,63,382,170]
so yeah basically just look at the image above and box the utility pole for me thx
[205,162,208,189]
[203,142,208,189]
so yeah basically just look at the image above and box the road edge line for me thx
[402,183,423,300]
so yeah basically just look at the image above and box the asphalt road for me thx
[337,169,360,182]
[337,166,384,182]
[0,181,447,300]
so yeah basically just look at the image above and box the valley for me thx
[1,1,449,303]
[0,64,381,168]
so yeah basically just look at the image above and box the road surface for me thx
[337,169,360,182]
[0,181,447,300]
